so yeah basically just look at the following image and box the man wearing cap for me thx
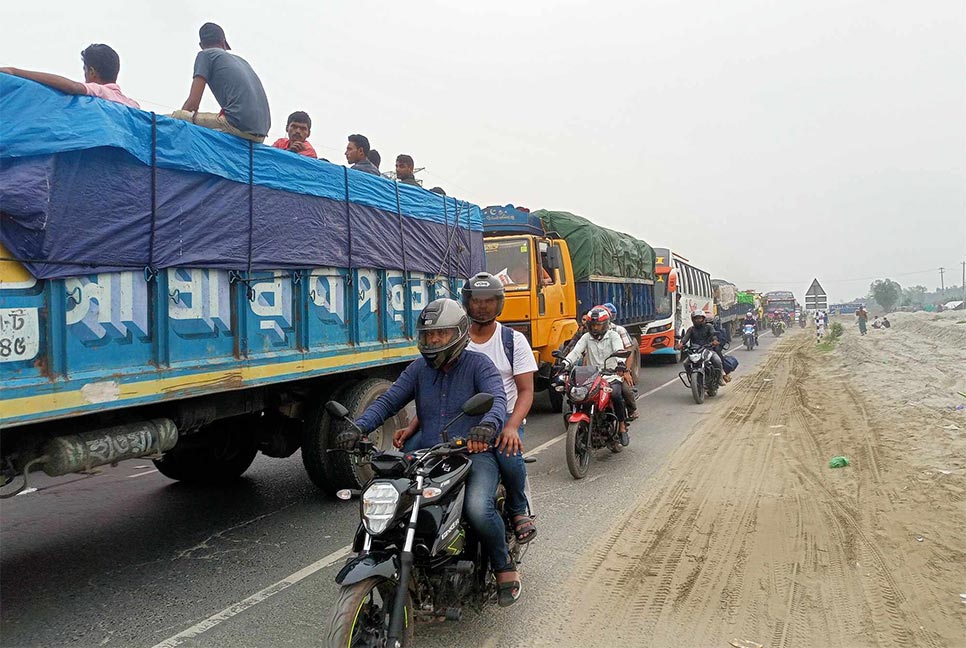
[171,23,270,143]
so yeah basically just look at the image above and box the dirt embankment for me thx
[542,317,965,648]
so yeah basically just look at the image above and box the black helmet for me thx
[460,272,505,325]
[416,298,470,369]
[586,306,612,340]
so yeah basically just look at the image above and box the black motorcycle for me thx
[321,394,531,648]
[678,343,720,404]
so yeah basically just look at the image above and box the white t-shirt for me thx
[468,323,538,413]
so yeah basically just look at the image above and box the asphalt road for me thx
[0,331,786,648]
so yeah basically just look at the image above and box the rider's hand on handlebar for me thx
[336,429,361,451]
[467,424,495,454]
[495,425,524,456]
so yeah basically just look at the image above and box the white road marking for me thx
[152,343,766,645]
[127,469,159,478]
[150,545,353,648]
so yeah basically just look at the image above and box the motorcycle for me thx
[321,394,532,648]
[677,343,720,404]
[551,349,631,479]
[771,321,785,337]
[742,324,757,351]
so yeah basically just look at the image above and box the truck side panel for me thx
[1,265,458,428]
[574,280,655,332]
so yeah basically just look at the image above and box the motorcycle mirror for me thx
[551,350,563,359]
[461,393,495,416]
[325,401,350,419]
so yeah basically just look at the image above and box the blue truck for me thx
[0,75,482,494]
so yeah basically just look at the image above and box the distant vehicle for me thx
[763,291,798,320]
[640,248,714,363]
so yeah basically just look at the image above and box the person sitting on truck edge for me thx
[676,311,725,382]
[271,111,317,158]
[563,306,631,446]
[395,274,538,544]
[395,154,420,186]
[342,298,522,607]
[171,23,271,143]
[602,302,639,421]
[1,44,140,108]
[345,134,380,175]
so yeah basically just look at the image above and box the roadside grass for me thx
[817,322,844,352]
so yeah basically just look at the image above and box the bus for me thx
[640,247,714,362]
[763,290,798,321]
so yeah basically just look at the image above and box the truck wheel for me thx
[154,417,259,484]
[309,378,412,492]
[301,382,356,495]
[628,340,642,383]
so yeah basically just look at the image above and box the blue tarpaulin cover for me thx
[0,75,484,279]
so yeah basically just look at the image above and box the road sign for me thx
[805,278,828,310]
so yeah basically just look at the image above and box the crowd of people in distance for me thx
[0,23,445,193]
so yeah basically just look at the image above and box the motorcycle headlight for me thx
[689,353,703,363]
[361,482,400,535]
[569,385,589,401]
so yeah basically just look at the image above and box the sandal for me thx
[512,515,537,544]
[495,569,522,607]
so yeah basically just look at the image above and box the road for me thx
[0,331,785,648]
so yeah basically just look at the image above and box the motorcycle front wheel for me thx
[745,337,754,351]
[691,372,705,404]
[566,421,592,479]
[323,576,414,648]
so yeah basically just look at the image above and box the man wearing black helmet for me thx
[346,298,523,606]
[676,310,724,381]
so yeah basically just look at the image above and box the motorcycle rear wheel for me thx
[691,372,705,404]
[566,421,592,479]
[323,576,413,648]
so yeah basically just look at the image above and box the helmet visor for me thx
[589,321,607,337]
[418,326,461,354]
[466,296,502,324]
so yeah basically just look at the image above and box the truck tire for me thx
[302,382,356,495]
[329,378,410,490]
[154,417,259,484]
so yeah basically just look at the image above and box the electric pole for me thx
[961,260,965,304]
[939,267,945,292]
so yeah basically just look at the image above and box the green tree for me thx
[902,285,928,309]
[870,279,902,312]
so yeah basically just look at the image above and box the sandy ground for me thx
[541,315,966,648]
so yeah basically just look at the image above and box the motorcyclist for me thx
[341,298,522,607]
[676,310,724,383]
[741,311,759,346]
[602,302,639,421]
[710,316,733,383]
[562,306,630,446]
[396,273,539,545]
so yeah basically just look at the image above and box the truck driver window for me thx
[485,239,530,290]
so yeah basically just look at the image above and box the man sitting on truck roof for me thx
[0,44,140,108]
[395,154,420,186]
[271,111,317,158]
[171,23,271,143]
[344,134,380,175]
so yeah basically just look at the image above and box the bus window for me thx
[485,239,531,290]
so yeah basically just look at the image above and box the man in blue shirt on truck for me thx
[342,298,522,607]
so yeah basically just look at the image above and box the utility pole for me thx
[961,260,965,304]
[939,267,945,292]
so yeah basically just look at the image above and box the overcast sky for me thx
[3,0,964,302]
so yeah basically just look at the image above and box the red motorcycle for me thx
[552,349,631,479]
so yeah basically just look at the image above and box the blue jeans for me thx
[463,449,511,571]
[496,423,530,518]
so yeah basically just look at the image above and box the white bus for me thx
[640,247,714,362]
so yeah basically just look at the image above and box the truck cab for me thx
[481,206,578,391]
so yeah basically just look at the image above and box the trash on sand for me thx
[828,456,850,468]
[943,424,961,430]
[769,424,785,429]
[960,593,966,605]
[939,470,953,475]
[729,640,763,648]
[958,391,966,399]
[770,433,782,436]
[915,536,925,542]
[762,379,772,382]
[16,487,38,496]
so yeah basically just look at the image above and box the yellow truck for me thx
[481,206,657,411]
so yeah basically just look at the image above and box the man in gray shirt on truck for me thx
[171,23,270,142]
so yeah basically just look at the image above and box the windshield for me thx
[485,239,531,291]
[654,271,672,318]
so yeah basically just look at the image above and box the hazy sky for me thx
[3,0,964,302]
